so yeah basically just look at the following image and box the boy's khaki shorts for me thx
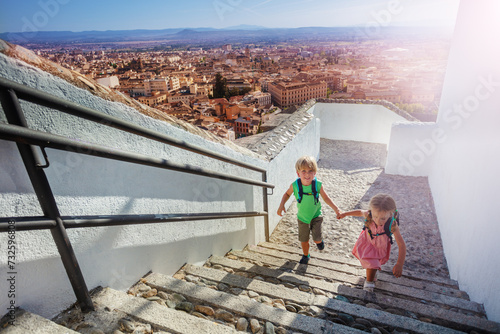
[297,216,323,243]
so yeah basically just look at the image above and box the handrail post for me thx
[0,89,94,312]
[262,171,270,242]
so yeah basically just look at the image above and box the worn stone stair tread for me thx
[248,247,483,314]
[208,255,497,332]
[256,242,460,290]
[229,248,482,316]
[244,245,472,302]
[92,287,238,334]
[250,244,453,291]
[0,308,79,334]
[144,272,364,334]
[178,264,467,334]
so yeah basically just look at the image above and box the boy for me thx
[277,156,342,264]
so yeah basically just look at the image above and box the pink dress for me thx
[352,222,391,269]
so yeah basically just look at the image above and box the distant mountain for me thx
[175,29,203,36]
[0,26,450,46]
[222,25,267,31]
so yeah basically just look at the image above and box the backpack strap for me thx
[384,210,400,244]
[364,210,400,244]
[311,178,319,204]
[295,178,319,204]
[295,178,304,203]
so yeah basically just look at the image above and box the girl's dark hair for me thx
[365,193,397,228]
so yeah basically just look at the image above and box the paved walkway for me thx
[271,139,450,279]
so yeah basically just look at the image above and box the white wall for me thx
[312,102,409,145]
[385,0,500,321]
[0,53,322,319]
[0,53,267,318]
[385,122,440,176]
[429,0,500,322]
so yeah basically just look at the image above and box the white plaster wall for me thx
[0,52,324,319]
[312,103,409,145]
[0,54,269,318]
[385,122,440,176]
[427,0,500,322]
[384,0,500,321]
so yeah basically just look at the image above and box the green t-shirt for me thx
[292,179,322,224]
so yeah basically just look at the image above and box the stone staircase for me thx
[2,242,499,334]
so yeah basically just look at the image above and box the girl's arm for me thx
[338,209,368,219]
[319,186,342,218]
[391,225,406,278]
[277,184,294,216]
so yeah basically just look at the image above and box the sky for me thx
[0,0,461,34]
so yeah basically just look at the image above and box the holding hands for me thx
[337,211,348,219]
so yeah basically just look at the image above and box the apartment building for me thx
[254,92,271,106]
[144,77,180,96]
[268,81,327,107]
[137,93,167,106]
[243,91,272,106]
[167,93,195,104]
[363,91,401,103]
[234,116,259,137]
[226,78,252,90]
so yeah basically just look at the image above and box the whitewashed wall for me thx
[429,0,500,322]
[0,53,321,319]
[0,53,267,318]
[385,122,440,176]
[312,103,409,145]
[385,0,500,321]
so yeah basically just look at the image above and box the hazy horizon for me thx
[0,0,461,34]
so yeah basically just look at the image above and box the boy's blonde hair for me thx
[295,156,318,173]
[365,193,397,228]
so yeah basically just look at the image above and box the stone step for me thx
[230,248,485,317]
[246,244,478,304]
[72,286,238,334]
[143,271,364,334]
[0,308,79,334]
[259,241,460,289]
[209,255,500,334]
[174,264,466,334]
[254,243,464,297]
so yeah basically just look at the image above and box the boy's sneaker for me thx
[299,254,310,264]
[316,240,325,250]
[363,280,375,292]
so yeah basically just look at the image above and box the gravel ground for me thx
[270,139,450,279]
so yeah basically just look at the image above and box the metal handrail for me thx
[0,123,272,188]
[0,76,275,312]
[0,212,268,231]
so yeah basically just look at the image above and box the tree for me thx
[213,73,228,99]
[395,103,426,114]
[327,88,333,98]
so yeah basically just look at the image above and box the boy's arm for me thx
[277,184,294,216]
[338,209,368,219]
[319,186,341,217]
[392,225,406,278]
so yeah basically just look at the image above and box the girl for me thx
[340,193,406,292]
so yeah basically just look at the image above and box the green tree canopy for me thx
[213,73,228,99]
